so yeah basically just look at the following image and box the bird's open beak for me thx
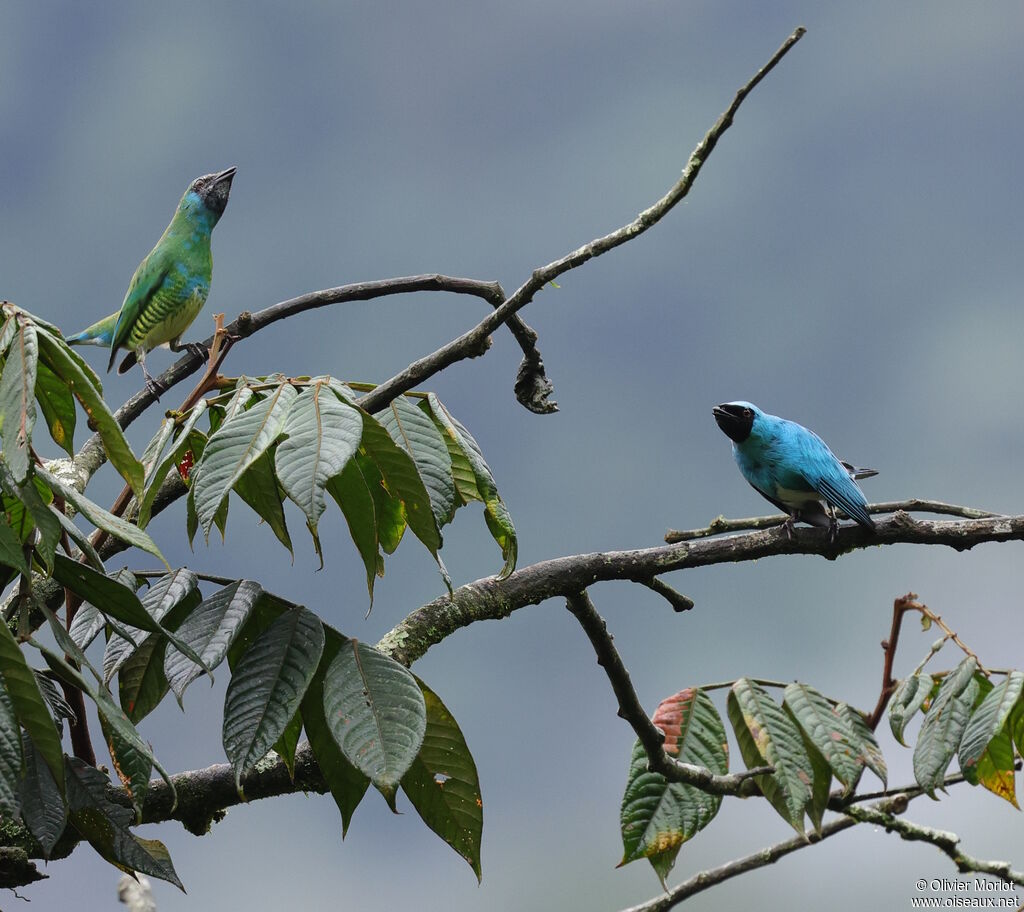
[212,166,237,186]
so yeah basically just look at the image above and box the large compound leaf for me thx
[192,382,297,539]
[620,688,727,886]
[222,607,325,788]
[36,329,144,495]
[275,382,362,539]
[379,396,456,529]
[300,629,369,836]
[0,317,38,482]
[914,657,979,794]
[728,678,814,834]
[959,671,1023,806]
[322,639,426,803]
[0,619,64,791]
[400,678,483,880]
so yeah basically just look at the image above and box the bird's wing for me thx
[110,252,173,354]
[814,474,874,529]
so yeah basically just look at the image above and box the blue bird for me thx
[713,401,876,536]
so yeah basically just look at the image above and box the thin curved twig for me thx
[565,591,768,796]
[665,499,1005,543]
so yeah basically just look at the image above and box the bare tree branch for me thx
[565,591,768,795]
[842,803,1024,888]
[378,506,1024,666]
[665,499,1004,543]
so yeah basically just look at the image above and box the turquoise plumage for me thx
[68,167,236,392]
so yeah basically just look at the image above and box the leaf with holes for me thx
[322,639,426,803]
[914,657,979,794]
[619,688,727,887]
[728,678,814,834]
[222,607,325,788]
[400,678,483,880]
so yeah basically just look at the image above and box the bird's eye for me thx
[743,408,752,418]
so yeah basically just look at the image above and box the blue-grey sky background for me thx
[4,2,1024,909]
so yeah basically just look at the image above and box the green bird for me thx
[67,167,236,392]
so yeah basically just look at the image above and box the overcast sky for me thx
[4,2,1024,910]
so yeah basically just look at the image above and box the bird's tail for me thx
[840,461,879,481]
[118,351,138,374]
[65,311,119,347]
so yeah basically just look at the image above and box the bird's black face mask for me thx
[713,403,755,443]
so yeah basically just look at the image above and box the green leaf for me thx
[425,395,516,578]
[34,361,77,456]
[400,678,483,880]
[233,446,293,554]
[273,712,303,780]
[17,733,67,858]
[322,638,426,803]
[0,461,60,572]
[728,678,813,834]
[52,556,164,633]
[379,396,456,528]
[837,704,887,787]
[0,318,38,482]
[0,685,23,816]
[783,682,864,795]
[276,381,362,539]
[192,382,298,540]
[100,712,153,822]
[36,465,166,564]
[35,642,176,799]
[65,758,183,890]
[958,671,1023,807]
[68,568,138,651]
[913,657,979,794]
[619,688,726,886]
[103,569,200,683]
[117,636,171,724]
[889,673,932,746]
[0,619,64,791]
[0,514,29,576]
[360,412,441,559]
[36,328,144,496]
[327,459,383,604]
[137,401,208,528]
[164,580,264,703]
[222,607,325,788]
[300,628,369,836]
[355,451,405,554]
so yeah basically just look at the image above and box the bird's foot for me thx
[827,517,840,544]
[183,341,209,362]
[780,516,796,539]
[144,375,165,400]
